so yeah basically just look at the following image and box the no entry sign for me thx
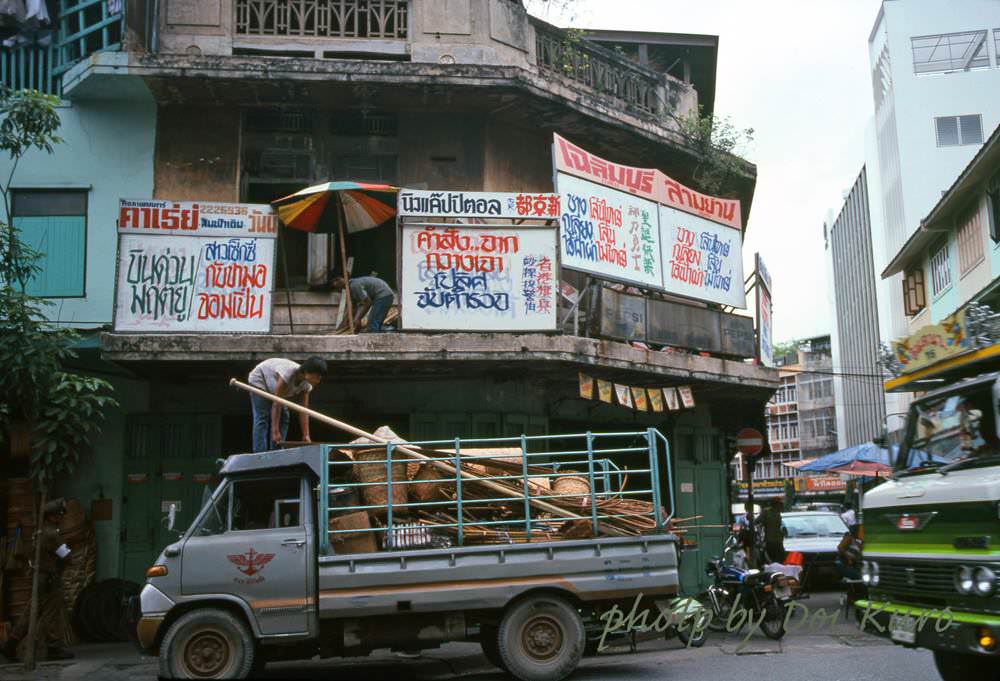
[736,428,765,456]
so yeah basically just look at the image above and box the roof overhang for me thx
[882,120,1000,279]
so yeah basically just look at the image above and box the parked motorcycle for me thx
[704,534,792,640]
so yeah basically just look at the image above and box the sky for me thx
[529,0,884,343]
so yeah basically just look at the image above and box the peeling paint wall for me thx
[154,105,241,201]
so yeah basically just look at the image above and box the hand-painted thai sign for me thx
[735,478,786,500]
[556,172,663,289]
[891,309,969,374]
[118,199,279,238]
[553,133,742,229]
[756,253,773,366]
[400,225,558,331]
[800,475,847,493]
[113,233,275,333]
[659,205,746,308]
[398,189,560,220]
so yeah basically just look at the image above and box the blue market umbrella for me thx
[798,442,892,472]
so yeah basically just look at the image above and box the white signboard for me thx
[555,172,663,289]
[400,225,558,331]
[114,234,275,332]
[118,199,279,238]
[659,205,746,308]
[756,253,774,366]
[398,189,560,220]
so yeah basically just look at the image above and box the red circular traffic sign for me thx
[736,428,765,456]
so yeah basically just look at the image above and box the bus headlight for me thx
[955,565,974,595]
[862,561,879,586]
[973,567,996,596]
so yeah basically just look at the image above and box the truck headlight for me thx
[973,567,996,596]
[871,561,879,586]
[862,560,879,586]
[955,565,974,595]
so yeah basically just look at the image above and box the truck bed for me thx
[317,534,679,617]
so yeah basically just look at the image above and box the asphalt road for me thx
[2,593,939,681]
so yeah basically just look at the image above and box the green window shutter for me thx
[16,215,86,297]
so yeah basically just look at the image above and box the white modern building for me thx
[866,0,1000,423]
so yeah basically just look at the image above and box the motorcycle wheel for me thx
[701,594,733,632]
[677,626,707,648]
[760,600,786,641]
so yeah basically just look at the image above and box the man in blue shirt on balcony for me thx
[332,275,395,332]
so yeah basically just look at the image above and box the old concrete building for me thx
[2,0,775,594]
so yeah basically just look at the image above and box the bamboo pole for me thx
[337,200,355,334]
[229,379,627,535]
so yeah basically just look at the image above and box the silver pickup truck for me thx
[136,430,681,680]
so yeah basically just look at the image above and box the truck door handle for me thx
[282,539,306,547]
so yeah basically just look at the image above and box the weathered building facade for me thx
[1,0,775,595]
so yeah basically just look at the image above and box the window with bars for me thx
[930,242,953,297]
[912,30,989,74]
[903,268,927,316]
[936,115,984,147]
[956,201,985,276]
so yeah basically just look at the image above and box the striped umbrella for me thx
[272,181,398,234]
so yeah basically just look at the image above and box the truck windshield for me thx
[897,384,998,471]
[782,514,847,537]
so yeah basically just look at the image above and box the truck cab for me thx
[859,373,1000,681]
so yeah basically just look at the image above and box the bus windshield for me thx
[897,384,998,471]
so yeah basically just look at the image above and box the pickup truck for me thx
[135,429,681,680]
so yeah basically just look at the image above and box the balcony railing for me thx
[235,0,408,40]
[54,0,124,76]
[0,45,58,95]
[533,19,663,117]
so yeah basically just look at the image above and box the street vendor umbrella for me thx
[797,442,891,472]
[827,459,893,477]
[272,181,398,234]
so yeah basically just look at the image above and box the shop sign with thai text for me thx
[891,309,969,374]
[400,224,558,331]
[659,205,746,308]
[397,189,560,220]
[118,198,279,238]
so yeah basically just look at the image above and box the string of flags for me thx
[578,373,695,412]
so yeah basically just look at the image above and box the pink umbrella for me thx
[828,460,892,477]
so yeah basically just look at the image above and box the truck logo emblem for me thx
[887,512,937,531]
[228,547,275,584]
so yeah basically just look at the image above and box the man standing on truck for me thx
[248,356,328,452]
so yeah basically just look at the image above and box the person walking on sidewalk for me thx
[3,499,74,662]
[248,356,327,452]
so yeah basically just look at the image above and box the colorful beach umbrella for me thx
[272,181,398,234]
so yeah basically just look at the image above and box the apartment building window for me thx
[903,268,926,315]
[935,115,984,147]
[930,241,953,297]
[956,202,985,276]
[988,172,1000,243]
[912,30,989,74]
[11,190,87,297]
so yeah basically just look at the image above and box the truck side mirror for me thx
[167,503,177,532]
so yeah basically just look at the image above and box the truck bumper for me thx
[136,615,165,654]
[856,599,1000,657]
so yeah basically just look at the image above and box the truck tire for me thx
[480,625,507,671]
[497,595,585,681]
[159,609,255,680]
[934,651,1000,681]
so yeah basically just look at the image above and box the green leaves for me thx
[0,87,62,159]
[675,110,755,197]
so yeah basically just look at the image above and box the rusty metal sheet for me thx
[646,298,720,351]
[592,288,646,342]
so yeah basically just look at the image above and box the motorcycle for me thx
[704,534,792,640]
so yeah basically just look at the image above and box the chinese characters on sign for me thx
[400,225,558,331]
[113,199,277,333]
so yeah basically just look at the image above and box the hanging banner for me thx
[553,133,742,229]
[660,205,746,308]
[113,233,275,333]
[398,190,560,220]
[663,387,680,411]
[615,384,634,408]
[597,379,613,403]
[678,385,695,408]
[578,373,594,399]
[631,387,649,411]
[756,253,774,367]
[400,225,558,331]
[118,199,279,238]
[556,172,663,289]
[648,388,664,412]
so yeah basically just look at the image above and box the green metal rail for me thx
[0,44,58,95]
[318,428,673,555]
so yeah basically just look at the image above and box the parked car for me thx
[781,511,849,588]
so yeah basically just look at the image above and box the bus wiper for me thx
[938,453,1000,475]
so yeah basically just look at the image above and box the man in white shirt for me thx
[248,356,327,452]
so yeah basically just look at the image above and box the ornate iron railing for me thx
[533,20,664,117]
[235,0,408,40]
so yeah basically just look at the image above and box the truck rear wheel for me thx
[159,609,255,679]
[934,651,1000,681]
[498,595,585,681]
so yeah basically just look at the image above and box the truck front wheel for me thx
[934,651,1000,681]
[159,609,256,679]
[498,595,585,681]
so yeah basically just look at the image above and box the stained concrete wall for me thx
[154,105,241,201]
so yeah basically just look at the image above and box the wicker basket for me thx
[353,448,408,517]
[410,465,447,503]
[553,473,591,507]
